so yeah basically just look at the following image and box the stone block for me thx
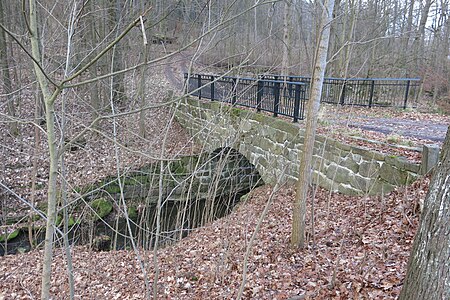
[367,180,396,196]
[379,163,409,185]
[271,119,300,136]
[240,119,254,132]
[273,129,288,143]
[312,170,337,192]
[359,160,381,178]
[312,155,328,172]
[335,141,352,152]
[340,155,360,173]
[272,143,284,155]
[326,163,353,184]
[350,174,372,193]
[421,144,440,174]
[351,146,385,161]
[336,183,362,196]
[406,171,420,185]
[404,162,421,174]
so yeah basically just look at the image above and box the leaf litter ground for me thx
[0,177,428,299]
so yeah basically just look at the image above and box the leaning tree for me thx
[399,128,450,299]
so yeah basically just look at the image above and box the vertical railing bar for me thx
[293,83,301,122]
[232,77,237,105]
[256,79,263,112]
[368,80,375,108]
[340,80,346,105]
[197,74,202,100]
[403,79,411,109]
[210,75,215,101]
[273,80,280,117]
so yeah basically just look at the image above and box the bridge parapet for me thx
[175,97,432,195]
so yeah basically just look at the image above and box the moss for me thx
[127,206,138,221]
[180,155,198,171]
[90,198,113,221]
[386,134,401,144]
[5,216,23,225]
[56,215,77,227]
[133,175,150,184]
[122,176,149,186]
[0,229,20,242]
[169,161,187,175]
[56,214,63,226]
[68,216,77,227]
[250,113,269,123]
[229,107,243,118]
[103,184,122,194]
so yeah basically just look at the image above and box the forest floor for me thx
[0,46,448,299]
[0,179,428,299]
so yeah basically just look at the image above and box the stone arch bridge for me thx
[175,98,439,196]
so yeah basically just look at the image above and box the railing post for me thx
[339,81,346,105]
[369,80,375,108]
[197,74,202,100]
[183,73,188,94]
[273,80,280,117]
[256,79,263,112]
[210,75,215,101]
[232,77,237,105]
[403,80,411,109]
[293,83,301,122]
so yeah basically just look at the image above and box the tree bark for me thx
[110,0,126,104]
[281,0,291,75]
[29,1,62,299]
[0,0,18,135]
[412,0,433,70]
[291,0,335,249]
[399,128,450,300]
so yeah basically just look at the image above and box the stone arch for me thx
[207,147,264,191]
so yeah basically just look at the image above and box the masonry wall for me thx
[175,98,424,196]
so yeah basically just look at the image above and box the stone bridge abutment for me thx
[175,98,437,196]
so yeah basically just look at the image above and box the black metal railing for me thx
[184,73,421,121]
[260,75,421,108]
[184,73,308,122]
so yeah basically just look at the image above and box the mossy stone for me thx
[90,198,113,221]
[103,184,121,194]
[127,206,138,221]
[380,163,409,185]
[92,234,111,251]
[0,229,20,242]
[271,119,299,136]
[56,215,77,227]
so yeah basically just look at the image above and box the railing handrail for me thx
[210,74,308,85]
[261,74,421,82]
[184,73,421,120]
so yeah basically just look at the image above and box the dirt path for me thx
[164,51,191,90]
[333,116,448,143]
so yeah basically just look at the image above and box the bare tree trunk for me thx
[139,17,149,138]
[399,128,450,300]
[29,1,62,299]
[87,0,101,126]
[291,0,335,249]
[412,0,433,70]
[0,0,18,136]
[110,0,126,104]
[281,0,291,75]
